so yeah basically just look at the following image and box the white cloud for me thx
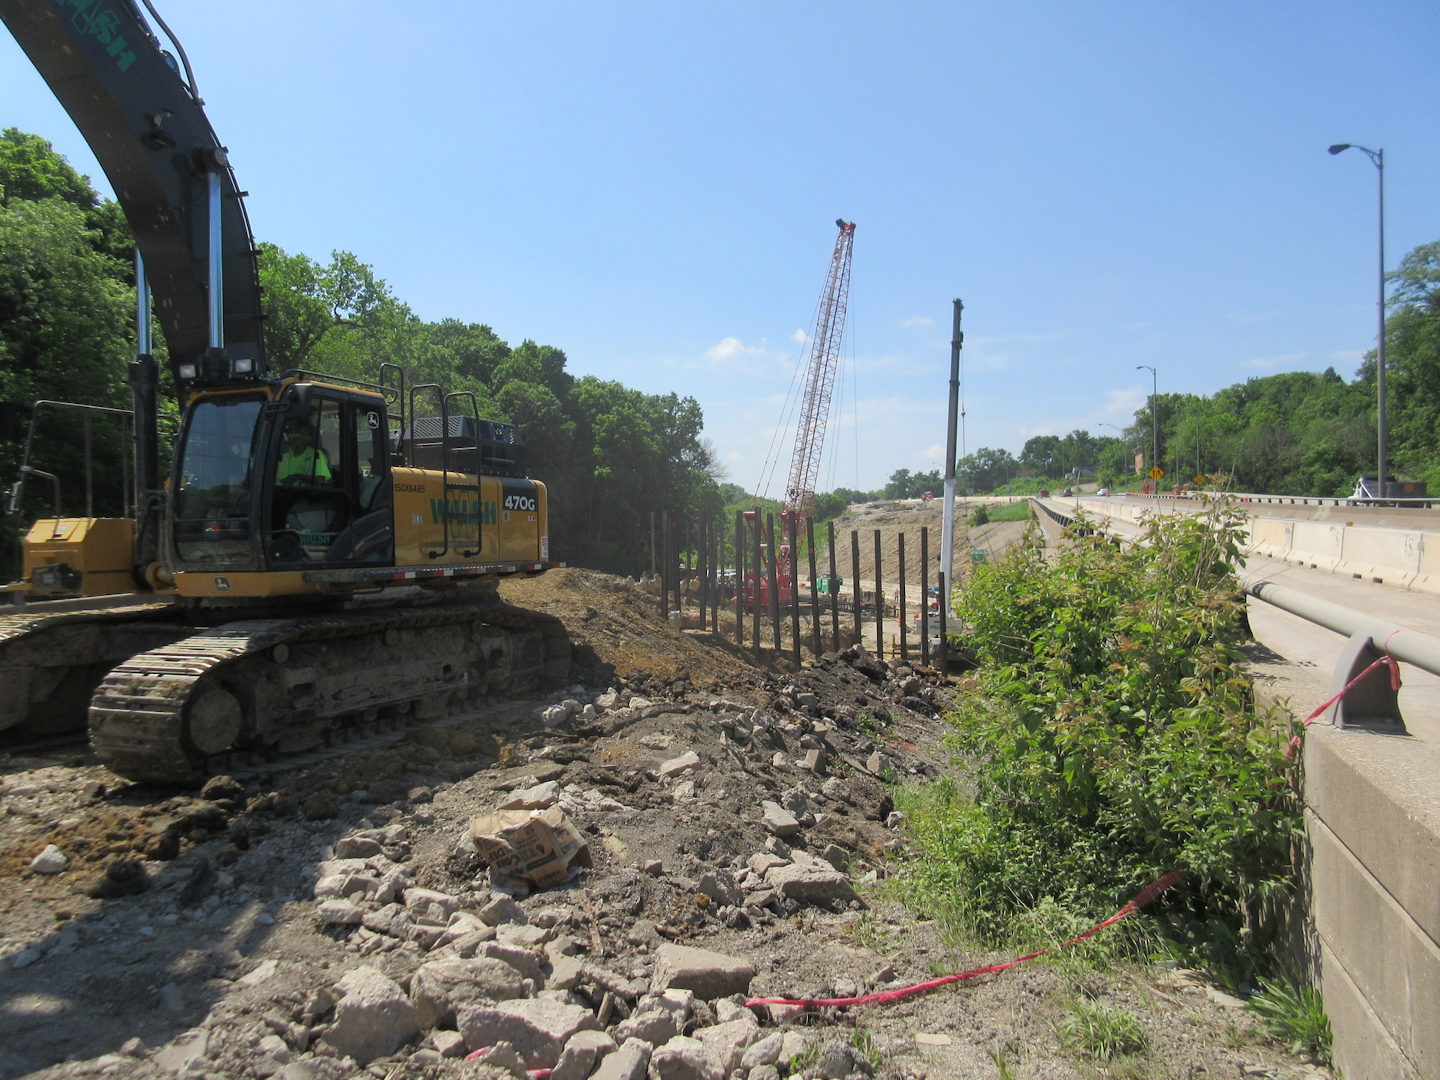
[918,444,944,461]
[1244,351,1306,372]
[901,315,933,327]
[1327,349,1364,363]
[1104,386,1148,415]
[727,451,743,462]
[791,329,807,344]
[705,336,767,361]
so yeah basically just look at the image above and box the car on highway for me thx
[1097,487,1111,496]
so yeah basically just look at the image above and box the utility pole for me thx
[1329,143,1387,500]
[1137,365,1157,491]
[940,300,963,596]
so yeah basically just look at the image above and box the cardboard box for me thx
[469,805,592,889]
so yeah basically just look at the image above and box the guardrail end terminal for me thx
[1328,633,1407,734]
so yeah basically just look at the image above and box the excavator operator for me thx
[276,421,332,487]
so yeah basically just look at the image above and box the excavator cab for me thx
[170,382,395,572]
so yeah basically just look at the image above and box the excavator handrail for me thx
[277,369,400,404]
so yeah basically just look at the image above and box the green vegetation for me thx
[981,501,1032,522]
[1248,969,1334,1065]
[898,500,1303,986]
[1055,999,1147,1060]
[969,504,989,526]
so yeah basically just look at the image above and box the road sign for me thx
[1193,474,1207,485]
[1149,467,1165,480]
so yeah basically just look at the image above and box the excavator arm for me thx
[0,0,266,382]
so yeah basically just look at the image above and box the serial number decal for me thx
[393,483,427,493]
[504,494,537,512]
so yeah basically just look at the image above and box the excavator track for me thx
[90,589,571,784]
[0,601,187,735]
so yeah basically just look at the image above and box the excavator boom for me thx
[0,0,266,382]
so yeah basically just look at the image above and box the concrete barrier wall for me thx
[1335,528,1424,587]
[1306,724,1440,1079]
[1248,517,1293,560]
[1068,499,1440,599]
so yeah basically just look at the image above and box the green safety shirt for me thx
[277,446,332,483]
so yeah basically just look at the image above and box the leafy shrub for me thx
[969,505,990,526]
[902,499,1302,985]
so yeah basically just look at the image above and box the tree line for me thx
[0,128,723,578]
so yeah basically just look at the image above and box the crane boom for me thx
[783,219,855,520]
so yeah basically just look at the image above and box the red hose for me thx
[746,870,1184,1010]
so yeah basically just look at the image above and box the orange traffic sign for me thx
[1148,467,1165,480]
[1193,474,1207,486]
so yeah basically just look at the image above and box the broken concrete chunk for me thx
[696,1019,763,1075]
[763,860,858,904]
[410,956,527,1029]
[322,966,419,1065]
[695,870,741,908]
[650,1035,724,1080]
[456,998,601,1067]
[759,802,800,837]
[334,835,383,859]
[650,944,755,1000]
[471,1040,529,1080]
[497,923,552,949]
[740,1032,785,1070]
[314,899,364,925]
[478,894,528,926]
[591,1037,651,1080]
[866,752,897,781]
[404,887,462,920]
[550,1029,619,1080]
[658,751,701,778]
[501,780,562,810]
[423,1030,462,1059]
[477,940,545,982]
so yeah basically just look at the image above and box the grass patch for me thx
[1247,969,1333,1065]
[982,501,1034,522]
[1056,998,1147,1060]
[898,498,1304,987]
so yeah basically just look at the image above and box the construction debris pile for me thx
[0,569,1326,1080]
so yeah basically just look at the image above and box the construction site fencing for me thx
[649,511,951,671]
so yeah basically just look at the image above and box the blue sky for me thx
[4,1,1437,493]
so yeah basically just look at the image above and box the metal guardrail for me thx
[1241,574,1440,679]
[1240,571,1440,732]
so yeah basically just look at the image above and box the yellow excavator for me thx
[0,0,568,782]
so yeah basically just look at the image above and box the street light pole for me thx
[1329,143,1387,500]
[1137,365,1157,491]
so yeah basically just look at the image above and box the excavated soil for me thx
[0,531,1331,1080]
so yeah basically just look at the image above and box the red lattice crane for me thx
[746,219,855,610]
[784,219,857,523]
